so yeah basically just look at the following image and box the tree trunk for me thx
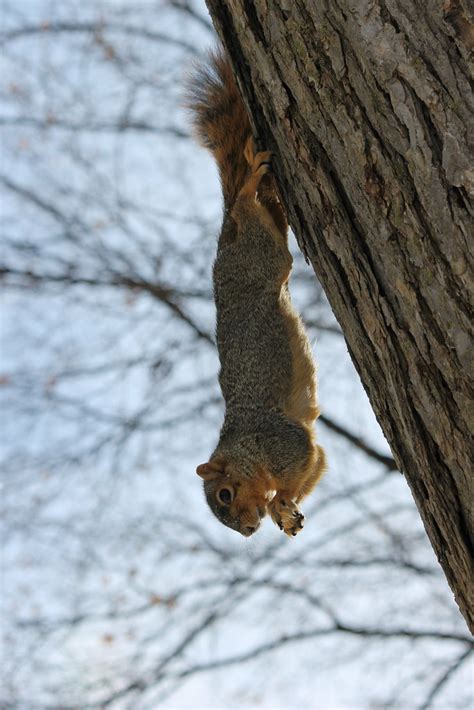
[205,0,474,630]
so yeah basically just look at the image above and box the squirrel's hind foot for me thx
[239,137,273,199]
[269,496,305,537]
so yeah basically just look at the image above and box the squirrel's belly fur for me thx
[187,48,326,537]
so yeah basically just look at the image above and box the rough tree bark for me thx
[205,0,474,630]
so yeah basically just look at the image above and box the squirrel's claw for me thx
[269,496,305,537]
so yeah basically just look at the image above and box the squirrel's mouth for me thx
[241,521,260,537]
[239,504,267,536]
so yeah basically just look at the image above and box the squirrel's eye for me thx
[217,487,233,505]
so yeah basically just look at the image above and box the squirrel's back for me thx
[186,49,251,210]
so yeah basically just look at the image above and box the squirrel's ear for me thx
[196,460,225,481]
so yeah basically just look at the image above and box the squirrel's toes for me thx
[269,496,305,537]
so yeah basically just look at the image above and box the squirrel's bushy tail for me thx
[186,49,251,210]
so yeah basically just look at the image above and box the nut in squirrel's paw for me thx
[269,496,305,537]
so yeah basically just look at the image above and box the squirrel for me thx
[187,49,326,537]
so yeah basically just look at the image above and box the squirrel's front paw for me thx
[269,496,305,537]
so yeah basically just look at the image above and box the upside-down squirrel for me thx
[187,49,326,537]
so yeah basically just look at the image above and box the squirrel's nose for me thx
[244,524,259,536]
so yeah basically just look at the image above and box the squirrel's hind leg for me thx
[244,137,288,237]
[238,137,272,201]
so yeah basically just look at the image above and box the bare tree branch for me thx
[319,413,397,470]
[421,647,473,710]
[0,116,189,138]
[1,21,199,53]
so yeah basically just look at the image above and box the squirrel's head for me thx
[196,457,275,537]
